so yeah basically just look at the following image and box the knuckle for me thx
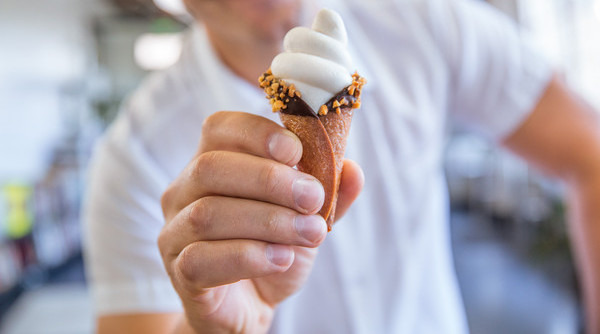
[231,244,252,269]
[259,163,283,196]
[160,184,176,215]
[189,197,214,239]
[191,151,220,178]
[201,111,227,135]
[157,229,170,259]
[176,244,202,283]
[263,210,281,236]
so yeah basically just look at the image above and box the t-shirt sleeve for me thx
[82,112,182,315]
[429,0,553,140]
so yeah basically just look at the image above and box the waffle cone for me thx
[280,106,353,230]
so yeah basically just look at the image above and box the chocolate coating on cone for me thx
[279,88,358,118]
[280,96,318,118]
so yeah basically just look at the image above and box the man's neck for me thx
[200,1,318,85]
[206,29,281,85]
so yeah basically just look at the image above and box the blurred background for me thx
[0,0,599,333]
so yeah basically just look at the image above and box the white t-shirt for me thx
[83,0,552,332]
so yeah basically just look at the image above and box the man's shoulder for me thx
[109,36,208,142]
[98,49,207,178]
[126,60,202,137]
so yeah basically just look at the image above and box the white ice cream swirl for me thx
[270,9,353,112]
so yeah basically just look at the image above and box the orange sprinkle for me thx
[348,85,356,96]
[319,105,328,115]
[288,84,296,97]
[272,100,284,112]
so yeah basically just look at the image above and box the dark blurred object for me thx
[0,142,85,323]
[445,130,582,332]
[110,0,162,17]
[109,0,187,19]
[445,131,576,280]
[0,253,86,329]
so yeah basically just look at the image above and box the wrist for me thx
[172,314,197,334]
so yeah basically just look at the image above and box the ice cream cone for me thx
[258,9,365,230]
[260,71,364,230]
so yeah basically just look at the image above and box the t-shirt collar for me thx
[188,23,280,123]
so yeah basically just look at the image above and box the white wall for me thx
[0,0,104,180]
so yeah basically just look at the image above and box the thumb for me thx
[334,159,364,222]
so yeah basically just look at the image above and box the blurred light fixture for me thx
[153,0,187,16]
[134,33,183,71]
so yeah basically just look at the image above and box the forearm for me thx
[567,172,600,334]
[97,313,184,334]
[172,311,231,334]
[96,310,259,334]
[173,314,198,334]
[500,75,600,333]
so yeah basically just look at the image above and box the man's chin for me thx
[240,0,313,41]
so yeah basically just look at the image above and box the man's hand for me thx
[157,111,364,333]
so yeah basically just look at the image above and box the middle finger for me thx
[169,151,325,215]
[159,196,327,259]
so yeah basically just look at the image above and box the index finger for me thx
[200,111,302,166]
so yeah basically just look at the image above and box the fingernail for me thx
[268,132,299,164]
[295,215,326,243]
[292,178,324,213]
[266,244,293,266]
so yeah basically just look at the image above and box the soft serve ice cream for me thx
[270,9,353,112]
[259,8,364,117]
[258,9,366,230]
